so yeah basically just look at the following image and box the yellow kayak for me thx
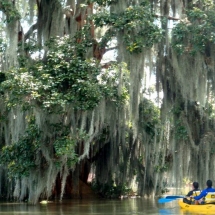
[178,199,215,213]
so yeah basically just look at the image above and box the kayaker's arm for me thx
[186,191,193,197]
[194,190,207,200]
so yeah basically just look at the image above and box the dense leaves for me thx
[92,0,117,6]
[1,34,129,111]
[92,4,163,53]
[92,180,131,198]
[139,98,160,136]
[53,129,87,168]
[2,0,215,203]
[0,116,40,178]
[172,5,215,55]
[0,0,21,22]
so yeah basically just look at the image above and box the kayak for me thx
[178,199,215,213]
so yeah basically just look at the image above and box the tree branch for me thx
[101,61,117,69]
[105,46,117,53]
[154,14,180,21]
[24,23,38,41]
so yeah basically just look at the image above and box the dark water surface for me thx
[0,198,212,215]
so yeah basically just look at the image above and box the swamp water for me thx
[0,198,212,215]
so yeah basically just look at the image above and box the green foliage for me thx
[92,4,163,53]
[205,102,215,119]
[154,164,168,173]
[174,120,188,140]
[1,37,124,111]
[98,62,129,106]
[139,98,160,136]
[154,152,170,173]
[171,22,189,55]
[171,105,188,140]
[17,42,40,66]
[53,129,88,168]
[54,136,78,168]
[0,38,6,53]
[91,180,131,198]
[172,5,215,55]
[183,177,191,185]
[161,188,169,194]
[54,137,76,156]
[0,0,21,22]
[0,116,40,178]
[91,0,117,6]
[171,104,183,116]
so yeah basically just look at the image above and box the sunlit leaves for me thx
[172,6,215,55]
[92,4,163,53]
[98,62,129,105]
[139,98,160,136]
[0,0,21,22]
[0,116,40,178]
[0,38,6,53]
[1,34,129,111]
[54,137,78,168]
[53,129,89,168]
[92,0,117,6]
[2,35,102,111]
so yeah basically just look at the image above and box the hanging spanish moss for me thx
[1,0,215,204]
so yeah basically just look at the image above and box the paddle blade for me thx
[158,198,177,204]
[165,195,184,199]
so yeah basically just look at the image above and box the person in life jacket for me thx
[194,180,215,204]
[183,181,200,204]
[186,182,200,197]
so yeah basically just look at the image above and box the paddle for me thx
[158,198,177,203]
[165,195,184,199]
[158,195,184,204]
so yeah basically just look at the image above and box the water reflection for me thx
[0,198,214,215]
